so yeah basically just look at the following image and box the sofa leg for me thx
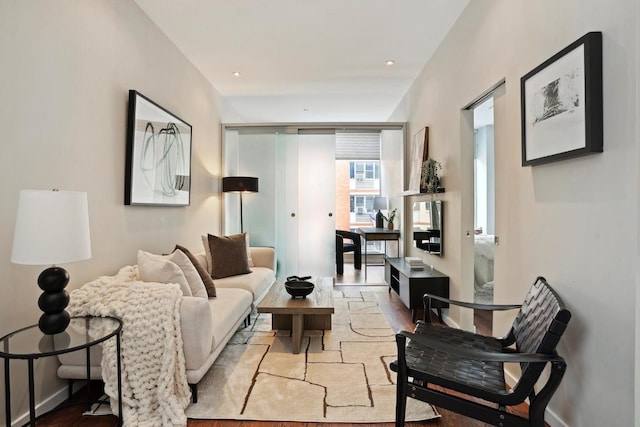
[247,313,251,326]
[68,379,74,400]
[190,384,198,403]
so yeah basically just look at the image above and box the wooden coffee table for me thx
[257,277,334,354]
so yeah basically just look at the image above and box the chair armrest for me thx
[250,246,276,271]
[397,331,565,364]
[423,292,521,312]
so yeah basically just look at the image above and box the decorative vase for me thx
[387,222,394,230]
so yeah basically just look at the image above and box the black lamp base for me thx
[375,210,384,228]
[37,266,71,335]
[38,311,70,335]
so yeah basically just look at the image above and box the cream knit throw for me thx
[68,265,191,426]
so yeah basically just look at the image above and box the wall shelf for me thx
[401,187,445,197]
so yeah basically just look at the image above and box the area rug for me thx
[185,289,439,423]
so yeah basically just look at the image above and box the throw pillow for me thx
[174,244,216,297]
[166,249,208,298]
[245,233,254,267]
[201,234,212,272]
[206,233,251,279]
[137,250,192,296]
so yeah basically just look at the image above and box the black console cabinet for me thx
[384,257,450,322]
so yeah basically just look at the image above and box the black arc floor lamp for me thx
[11,189,92,335]
[222,176,258,233]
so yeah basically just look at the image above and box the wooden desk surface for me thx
[257,277,334,315]
[357,227,401,241]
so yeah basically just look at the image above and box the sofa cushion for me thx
[137,250,192,296]
[175,245,216,297]
[209,288,253,350]
[206,233,251,279]
[214,267,275,303]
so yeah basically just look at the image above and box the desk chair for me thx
[335,230,362,275]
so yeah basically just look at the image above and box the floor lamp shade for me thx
[222,177,259,233]
[222,176,259,193]
[11,190,92,334]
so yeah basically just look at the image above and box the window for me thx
[351,161,379,180]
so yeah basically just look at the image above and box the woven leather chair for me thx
[390,276,571,427]
[335,230,362,275]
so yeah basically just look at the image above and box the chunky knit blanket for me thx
[68,265,191,426]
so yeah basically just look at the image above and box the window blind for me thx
[335,131,381,160]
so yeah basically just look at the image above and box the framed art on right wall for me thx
[521,31,603,166]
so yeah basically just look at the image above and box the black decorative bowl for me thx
[284,280,315,298]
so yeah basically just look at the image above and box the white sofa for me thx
[57,246,276,402]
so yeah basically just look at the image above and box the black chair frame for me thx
[391,276,571,427]
[335,230,362,275]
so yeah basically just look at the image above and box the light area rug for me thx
[185,289,439,423]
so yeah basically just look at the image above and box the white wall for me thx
[0,0,225,420]
[391,1,638,425]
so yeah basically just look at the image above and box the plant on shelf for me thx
[382,208,397,230]
[421,158,443,195]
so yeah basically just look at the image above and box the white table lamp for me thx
[11,190,91,334]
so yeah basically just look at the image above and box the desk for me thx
[0,316,123,426]
[357,227,401,280]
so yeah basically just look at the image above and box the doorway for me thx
[462,81,504,334]
[472,97,495,305]
[222,123,405,280]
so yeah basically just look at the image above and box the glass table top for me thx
[0,316,122,359]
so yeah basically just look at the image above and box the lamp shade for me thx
[11,190,92,265]
[373,196,387,211]
[222,176,258,193]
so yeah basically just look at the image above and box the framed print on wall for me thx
[521,31,603,166]
[125,90,192,206]
[408,126,429,191]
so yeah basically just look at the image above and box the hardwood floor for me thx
[36,264,530,427]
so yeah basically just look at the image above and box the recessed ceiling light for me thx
[232,71,240,77]
[385,60,395,66]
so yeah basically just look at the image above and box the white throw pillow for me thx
[137,250,192,296]
[245,233,254,267]
[167,249,208,298]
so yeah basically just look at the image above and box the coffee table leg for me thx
[291,314,304,354]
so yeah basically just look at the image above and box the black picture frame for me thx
[125,90,192,206]
[520,31,602,166]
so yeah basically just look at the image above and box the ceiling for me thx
[134,0,470,123]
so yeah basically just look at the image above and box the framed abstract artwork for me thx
[521,31,602,166]
[125,90,192,206]
[408,126,429,192]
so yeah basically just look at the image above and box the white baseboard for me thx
[11,384,69,427]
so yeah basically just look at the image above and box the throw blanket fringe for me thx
[68,266,191,426]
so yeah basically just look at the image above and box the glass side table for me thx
[0,315,123,426]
